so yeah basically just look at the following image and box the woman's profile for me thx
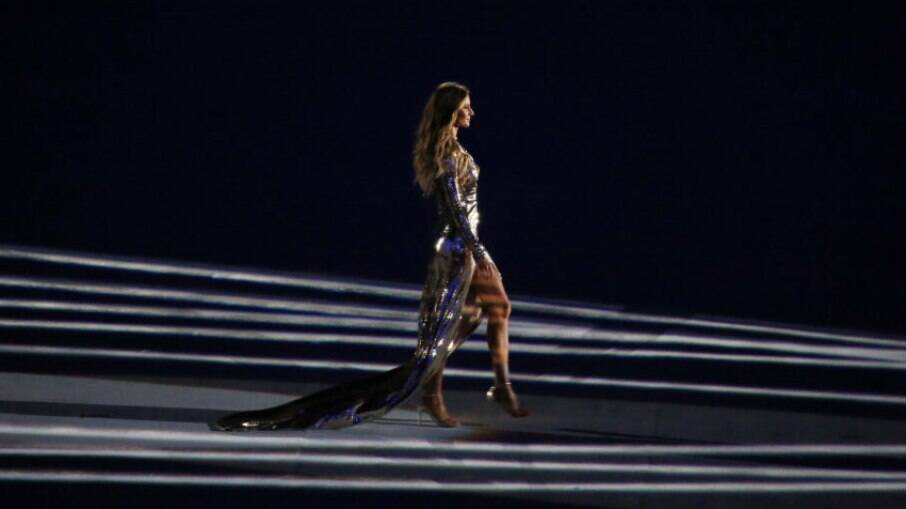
[214,81,527,431]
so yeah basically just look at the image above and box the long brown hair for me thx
[412,82,470,195]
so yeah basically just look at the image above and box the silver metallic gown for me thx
[215,150,486,431]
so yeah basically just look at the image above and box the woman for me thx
[413,81,529,426]
[214,81,527,431]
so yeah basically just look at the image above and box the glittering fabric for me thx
[214,149,486,431]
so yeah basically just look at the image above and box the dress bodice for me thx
[433,150,486,261]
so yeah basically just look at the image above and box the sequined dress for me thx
[214,149,486,431]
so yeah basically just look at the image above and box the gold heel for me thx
[419,395,461,427]
[486,382,530,418]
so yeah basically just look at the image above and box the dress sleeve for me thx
[439,160,487,262]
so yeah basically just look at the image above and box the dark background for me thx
[5,1,905,334]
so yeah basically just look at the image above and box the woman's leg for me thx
[470,265,529,417]
[420,355,458,426]
[420,290,482,426]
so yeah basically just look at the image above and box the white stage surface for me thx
[1,245,905,508]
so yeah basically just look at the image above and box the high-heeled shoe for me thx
[418,394,461,427]
[486,382,530,417]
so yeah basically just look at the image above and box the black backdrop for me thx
[6,1,905,333]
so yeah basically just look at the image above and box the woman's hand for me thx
[475,257,498,280]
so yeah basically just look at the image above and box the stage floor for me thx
[1,245,905,508]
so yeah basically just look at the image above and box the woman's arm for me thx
[439,159,487,262]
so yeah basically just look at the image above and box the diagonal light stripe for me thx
[0,318,415,342]
[2,447,905,480]
[3,317,904,364]
[2,277,904,367]
[0,299,413,328]
[2,344,906,406]
[3,424,906,457]
[580,349,906,371]
[3,471,906,492]
[0,276,415,319]
[511,325,906,362]
[5,300,906,370]
[0,300,416,333]
[515,301,906,350]
[0,246,422,299]
[2,245,903,349]
[3,278,904,365]
[4,316,906,371]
